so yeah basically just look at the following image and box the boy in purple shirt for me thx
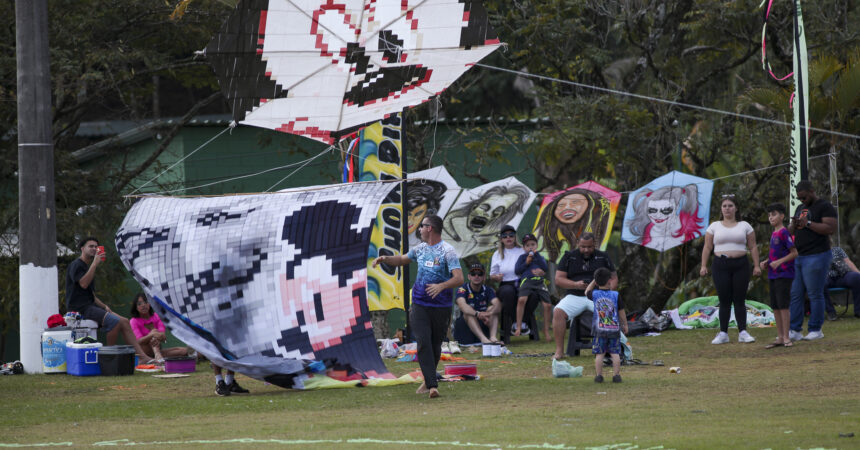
[760,203,797,348]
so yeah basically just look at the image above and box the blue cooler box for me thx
[65,342,103,376]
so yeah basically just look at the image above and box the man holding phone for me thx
[65,237,148,358]
[787,181,838,341]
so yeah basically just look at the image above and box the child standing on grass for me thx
[513,234,551,337]
[587,267,627,383]
[760,203,797,348]
[213,364,250,396]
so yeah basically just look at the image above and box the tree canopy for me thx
[1,1,858,355]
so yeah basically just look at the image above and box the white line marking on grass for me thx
[1,438,653,449]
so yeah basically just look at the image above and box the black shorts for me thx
[769,278,792,310]
[518,278,551,303]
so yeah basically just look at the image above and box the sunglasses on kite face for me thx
[469,271,485,277]
[500,232,516,238]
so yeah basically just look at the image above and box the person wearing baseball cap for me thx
[513,234,552,338]
[453,262,502,345]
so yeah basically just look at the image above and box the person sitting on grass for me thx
[129,293,196,363]
[513,233,551,338]
[453,263,501,345]
[587,268,627,383]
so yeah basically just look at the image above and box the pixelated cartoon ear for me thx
[283,200,369,283]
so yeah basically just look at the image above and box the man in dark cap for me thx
[453,262,501,344]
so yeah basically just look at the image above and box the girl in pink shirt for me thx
[130,293,193,363]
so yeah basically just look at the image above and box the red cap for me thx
[46,314,67,328]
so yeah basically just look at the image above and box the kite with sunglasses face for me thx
[625,184,704,252]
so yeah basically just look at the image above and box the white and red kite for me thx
[207,0,501,144]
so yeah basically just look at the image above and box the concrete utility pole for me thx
[17,0,58,374]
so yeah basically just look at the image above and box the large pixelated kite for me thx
[206,0,501,144]
[115,184,405,389]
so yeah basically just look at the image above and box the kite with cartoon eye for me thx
[206,0,502,144]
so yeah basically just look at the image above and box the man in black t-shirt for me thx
[787,181,837,341]
[65,237,147,359]
[550,233,617,359]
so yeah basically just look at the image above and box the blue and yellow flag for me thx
[358,115,406,311]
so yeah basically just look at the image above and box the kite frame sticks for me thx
[123,178,405,199]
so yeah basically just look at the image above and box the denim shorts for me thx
[80,304,120,332]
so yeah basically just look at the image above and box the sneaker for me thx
[441,342,451,354]
[738,330,755,343]
[826,311,838,321]
[215,380,231,396]
[520,323,530,335]
[802,330,824,341]
[229,380,249,394]
[711,332,729,345]
[594,374,604,383]
[448,341,461,354]
[789,330,804,341]
[612,374,622,383]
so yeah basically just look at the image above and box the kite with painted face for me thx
[406,166,460,248]
[115,183,398,388]
[442,177,536,257]
[532,181,621,263]
[622,171,713,252]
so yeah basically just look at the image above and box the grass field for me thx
[2,315,859,449]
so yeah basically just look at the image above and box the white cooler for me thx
[41,328,73,373]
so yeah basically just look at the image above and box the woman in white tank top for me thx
[700,195,761,345]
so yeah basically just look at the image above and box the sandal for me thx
[764,342,783,349]
[783,341,794,347]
